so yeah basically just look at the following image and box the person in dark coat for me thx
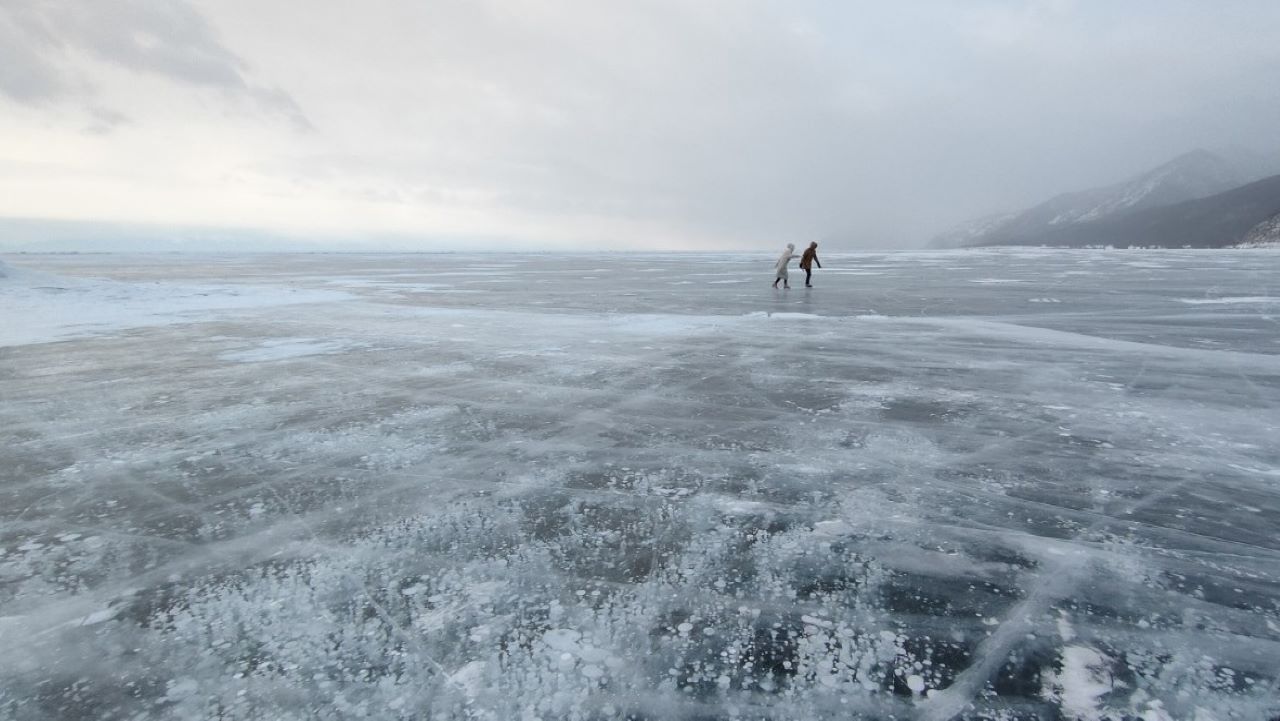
[799,242,822,287]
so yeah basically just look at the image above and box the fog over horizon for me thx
[2,0,1279,252]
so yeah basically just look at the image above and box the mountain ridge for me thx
[971,172,1280,248]
[932,148,1280,248]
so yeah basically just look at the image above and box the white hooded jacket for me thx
[774,244,796,275]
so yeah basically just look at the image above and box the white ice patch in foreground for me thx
[78,607,119,626]
[812,520,855,537]
[0,266,352,347]
[743,311,824,320]
[219,337,354,363]
[1227,463,1280,477]
[1042,645,1114,721]
[1178,296,1279,305]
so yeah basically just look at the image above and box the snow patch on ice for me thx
[219,337,355,363]
[1042,645,1114,721]
[78,607,118,626]
[1178,296,1279,305]
[743,311,823,320]
[812,520,855,537]
[1227,463,1280,477]
[0,266,353,347]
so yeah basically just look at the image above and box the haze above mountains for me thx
[932,148,1280,249]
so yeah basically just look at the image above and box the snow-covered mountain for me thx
[973,172,1280,248]
[928,212,1017,249]
[1238,212,1280,248]
[932,148,1280,248]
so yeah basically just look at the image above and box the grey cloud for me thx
[84,106,130,135]
[0,6,65,100]
[509,1,1280,246]
[247,85,312,132]
[4,0,1279,248]
[63,1,248,86]
[0,0,308,127]
[308,0,877,240]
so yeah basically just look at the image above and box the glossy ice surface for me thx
[2,249,1279,720]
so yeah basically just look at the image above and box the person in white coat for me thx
[772,243,796,289]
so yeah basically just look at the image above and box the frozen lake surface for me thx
[2,250,1279,720]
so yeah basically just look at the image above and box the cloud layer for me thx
[1,0,1278,250]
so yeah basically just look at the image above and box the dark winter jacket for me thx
[799,247,821,271]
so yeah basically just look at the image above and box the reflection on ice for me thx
[2,250,1279,720]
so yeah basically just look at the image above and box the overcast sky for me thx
[2,0,1279,251]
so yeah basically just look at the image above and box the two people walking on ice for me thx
[772,241,821,289]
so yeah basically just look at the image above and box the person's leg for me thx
[805,269,812,286]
